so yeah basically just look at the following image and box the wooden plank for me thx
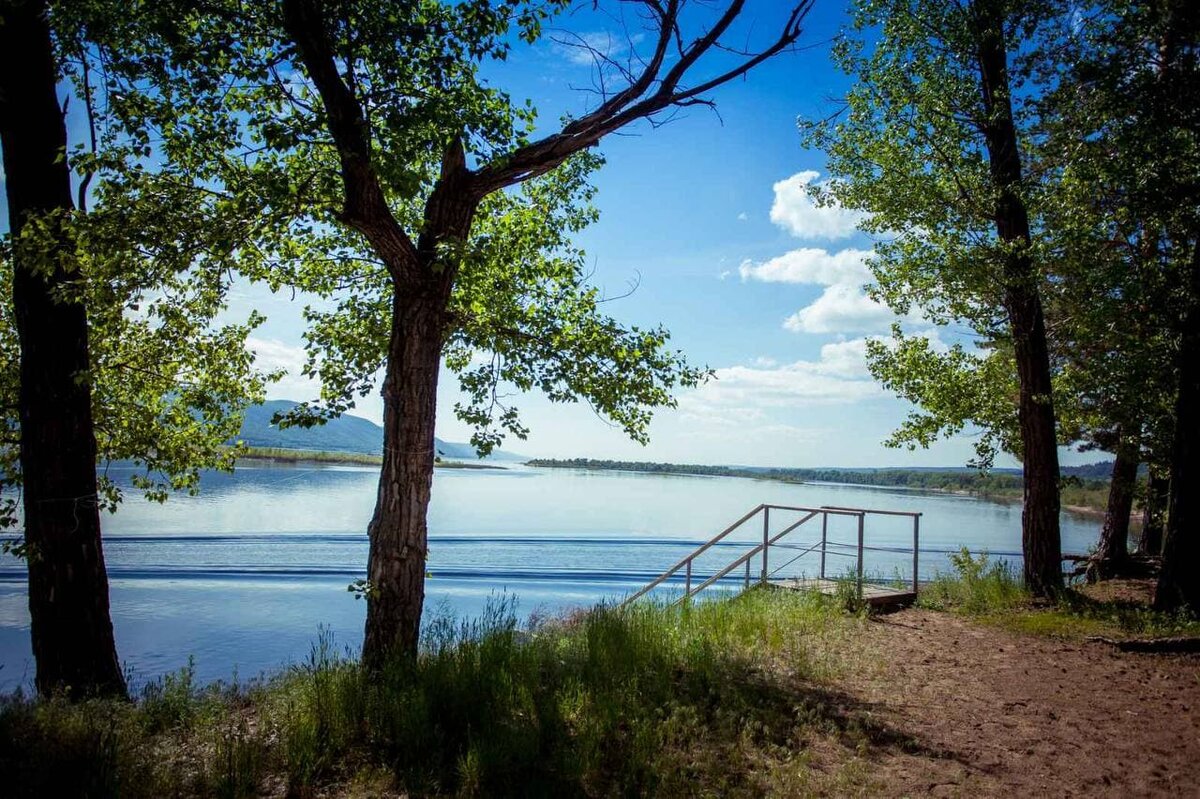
[768,578,917,607]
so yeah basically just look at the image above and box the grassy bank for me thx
[919,549,1200,640]
[237,447,504,470]
[1,590,885,798]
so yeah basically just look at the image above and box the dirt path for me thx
[839,609,1200,797]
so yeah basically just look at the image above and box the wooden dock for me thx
[620,503,922,610]
[769,577,917,608]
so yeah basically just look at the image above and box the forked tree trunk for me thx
[361,284,448,667]
[0,0,126,697]
[1137,469,1169,556]
[1155,242,1200,612]
[972,0,1062,596]
[1092,440,1138,578]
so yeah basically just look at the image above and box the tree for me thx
[0,0,275,696]
[1039,0,1199,607]
[1027,0,1187,579]
[0,0,125,697]
[803,0,1064,595]
[104,0,814,664]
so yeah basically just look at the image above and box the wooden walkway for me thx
[769,577,917,608]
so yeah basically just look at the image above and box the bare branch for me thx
[280,0,420,281]
[470,0,814,196]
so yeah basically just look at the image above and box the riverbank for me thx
[527,458,1115,515]
[3,566,1195,797]
[237,446,505,470]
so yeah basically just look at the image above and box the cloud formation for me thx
[246,336,320,402]
[738,247,872,286]
[782,283,901,334]
[679,342,882,420]
[555,31,645,67]
[770,171,865,241]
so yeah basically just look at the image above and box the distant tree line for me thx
[526,458,1113,497]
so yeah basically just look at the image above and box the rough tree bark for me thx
[1137,469,1168,557]
[0,0,126,697]
[1092,437,1138,579]
[280,0,811,664]
[1155,241,1200,612]
[972,0,1062,596]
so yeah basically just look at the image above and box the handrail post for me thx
[819,511,828,580]
[685,559,692,600]
[856,512,865,600]
[744,558,750,589]
[760,506,770,584]
[912,515,920,596]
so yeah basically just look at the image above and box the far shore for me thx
[236,446,506,470]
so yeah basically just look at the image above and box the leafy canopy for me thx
[88,0,704,454]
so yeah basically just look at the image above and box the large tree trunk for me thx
[1155,242,1200,612]
[0,0,126,697]
[1092,438,1138,578]
[1137,468,1169,556]
[972,0,1062,596]
[361,284,447,667]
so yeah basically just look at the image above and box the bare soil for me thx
[831,607,1200,797]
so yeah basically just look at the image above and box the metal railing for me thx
[621,503,922,607]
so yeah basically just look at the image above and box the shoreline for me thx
[527,460,1113,516]
[236,446,506,470]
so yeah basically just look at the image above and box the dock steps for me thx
[621,503,922,608]
[768,578,917,608]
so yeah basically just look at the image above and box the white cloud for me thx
[718,269,732,281]
[246,336,320,402]
[738,247,873,286]
[555,31,645,67]
[679,343,883,420]
[737,211,748,221]
[782,284,902,334]
[815,338,874,378]
[770,171,866,241]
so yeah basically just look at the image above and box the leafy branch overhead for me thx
[90,0,806,452]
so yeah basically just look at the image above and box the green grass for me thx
[237,446,505,469]
[238,446,382,465]
[1,589,888,798]
[918,548,1200,640]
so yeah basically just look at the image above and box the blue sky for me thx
[241,2,1015,468]
[3,2,1099,469]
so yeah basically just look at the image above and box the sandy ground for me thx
[832,608,1200,797]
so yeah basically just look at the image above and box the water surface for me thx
[0,463,1101,690]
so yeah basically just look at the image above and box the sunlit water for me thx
[0,463,1102,691]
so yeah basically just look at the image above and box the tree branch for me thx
[470,0,813,196]
[280,0,420,282]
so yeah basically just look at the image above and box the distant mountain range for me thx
[236,400,526,461]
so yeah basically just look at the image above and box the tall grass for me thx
[917,548,1027,614]
[1,588,875,797]
[918,548,1200,640]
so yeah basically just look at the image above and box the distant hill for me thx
[236,400,526,461]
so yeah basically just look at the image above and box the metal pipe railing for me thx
[622,503,922,608]
[621,504,764,605]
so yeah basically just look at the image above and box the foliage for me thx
[919,548,1028,615]
[0,6,279,533]
[803,1,1186,471]
[527,458,1113,509]
[81,0,705,456]
[920,549,1200,639]
[0,590,884,797]
[799,0,1046,466]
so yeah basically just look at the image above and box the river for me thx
[0,462,1102,691]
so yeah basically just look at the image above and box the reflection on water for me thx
[0,463,1101,690]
